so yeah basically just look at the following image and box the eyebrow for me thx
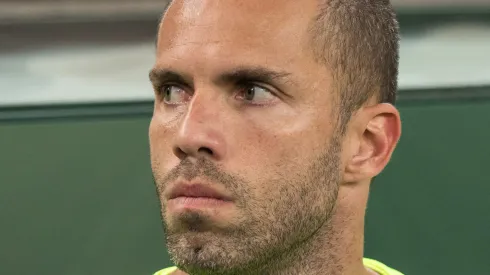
[149,69,190,87]
[214,67,293,86]
[149,66,294,88]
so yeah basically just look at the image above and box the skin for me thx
[149,0,401,274]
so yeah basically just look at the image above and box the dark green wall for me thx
[0,117,171,275]
[1,97,489,275]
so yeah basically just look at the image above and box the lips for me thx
[167,182,232,202]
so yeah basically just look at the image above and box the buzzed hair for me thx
[310,0,399,129]
[159,0,399,129]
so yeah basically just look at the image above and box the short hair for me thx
[158,0,399,130]
[310,0,399,130]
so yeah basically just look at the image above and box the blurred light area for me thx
[0,42,155,106]
[399,22,490,89]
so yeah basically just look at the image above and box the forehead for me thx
[156,0,318,71]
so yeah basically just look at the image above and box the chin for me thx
[166,231,250,274]
[163,209,267,273]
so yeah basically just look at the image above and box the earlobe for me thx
[343,103,401,183]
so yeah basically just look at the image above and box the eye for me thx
[160,85,189,104]
[236,84,276,104]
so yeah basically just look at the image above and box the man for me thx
[149,0,403,274]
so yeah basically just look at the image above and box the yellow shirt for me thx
[154,258,404,275]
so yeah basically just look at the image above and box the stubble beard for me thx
[154,138,342,275]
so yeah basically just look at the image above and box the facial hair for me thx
[153,137,341,275]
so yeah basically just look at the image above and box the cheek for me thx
[149,117,165,154]
[231,127,307,194]
[149,117,178,174]
[228,113,334,197]
[235,114,323,167]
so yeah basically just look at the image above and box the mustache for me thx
[156,157,244,191]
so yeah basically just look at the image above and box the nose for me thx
[172,93,227,161]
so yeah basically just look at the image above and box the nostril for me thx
[173,147,187,160]
[173,146,214,160]
[198,147,213,156]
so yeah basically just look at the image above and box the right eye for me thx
[160,85,189,104]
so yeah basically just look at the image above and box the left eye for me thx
[236,84,275,104]
[160,85,188,104]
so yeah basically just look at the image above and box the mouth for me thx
[168,183,232,200]
[166,182,234,211]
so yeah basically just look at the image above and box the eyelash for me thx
[155,81,277,105]
[236,81,264,91]
[155,83,185,95]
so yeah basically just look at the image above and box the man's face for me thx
[150,0,344,273]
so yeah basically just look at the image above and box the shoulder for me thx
[363,258,404,275]
[153,266,178,275]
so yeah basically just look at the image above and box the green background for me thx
[1,91,489,275]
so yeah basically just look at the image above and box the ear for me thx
[343,103,401,183]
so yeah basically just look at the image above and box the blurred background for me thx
[1,0,489,274]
